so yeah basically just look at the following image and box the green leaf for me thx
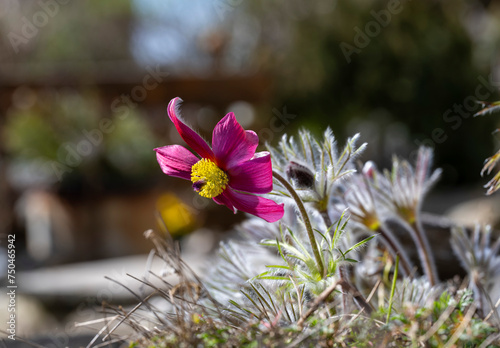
[258,283,279,314]
[336,247,346,259]
[241,290,269,321]
[258,275,290,281]
[275,236,294,268]
[296,267,320,282]
[266,265,292,270]
[261,238,306,260]
[344,258,359,263]
[249,283,275,314]
[287,227,313,259]
[344,234,376,255]
[315,229,330,249]
[229,300,258,317]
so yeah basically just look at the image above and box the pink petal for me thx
[228,152,273,194]
[216,188,284,223]
[168,97,214,160]
[212,191,235,212]
[155,145,199,180]
[212,112,258,169]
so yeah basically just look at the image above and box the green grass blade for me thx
[386,255,399,324]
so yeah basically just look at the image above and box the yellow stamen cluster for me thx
[191,158,229,198]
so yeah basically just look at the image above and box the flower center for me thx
[191,158,229,198]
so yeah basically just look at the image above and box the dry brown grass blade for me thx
[484,295,500,324]
[101,292,158,341]
[417,296,457,343]
[443,303,477,348]
[478,332,500,348]
[365,278,382,304]
[82,317,119,348]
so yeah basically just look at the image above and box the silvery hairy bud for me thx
[362,161,377,179]
[286,161,315,189]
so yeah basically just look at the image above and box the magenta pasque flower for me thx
[155,97,284,222]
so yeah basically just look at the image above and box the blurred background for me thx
[1,0,500,344]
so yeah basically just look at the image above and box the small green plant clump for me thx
[92,101,500,347]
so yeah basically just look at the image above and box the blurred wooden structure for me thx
[0,62,272,110]
[0,62,272,264]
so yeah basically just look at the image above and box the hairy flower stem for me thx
[402,219,438,286]
[376,224,413,277]
[273,171,325,277]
